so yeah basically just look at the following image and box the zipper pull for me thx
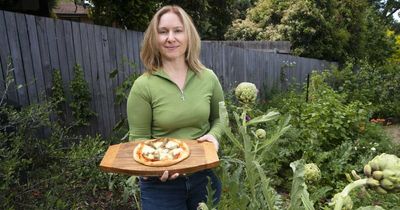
[180,90,185,100]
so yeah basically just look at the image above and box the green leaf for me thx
[218,101,229,130]
[301,193,314,210]
[253,160,278,210]
[224,127,245,152]
[233,111,242,129]
[109,69,119,79]
[258,115,291,155]
[247,111,280,126]
[113,118,125,131]
[219,102,244,151]
[288,160,315,210]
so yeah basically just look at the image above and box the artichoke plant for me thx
[218,82,291,210]
[363,153,400,194]
[329,153,400,210]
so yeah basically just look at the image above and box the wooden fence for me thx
[0,10,335,137]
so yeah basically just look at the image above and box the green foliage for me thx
[0,0,57,16]
[1,60,136,209]
[217,83,291,209]
[89,0,253,40]
[0,57,17,105]
[287,160,314,210]
[387,31,400,64]
[329,61,400,119]
[281,72,370,149]
[160,0,236,40]
[2,55,400,209]
[114,72,140,105]
[262,70,399,208]
[111,60,140,133]
[0,100,137,209]
[51,69,67,121]
[225,0,394,64]
[33,136,139,209]
[69,64,96,127]
[326,153,400,210]
[363,9,396,65]
[90,0,159,32]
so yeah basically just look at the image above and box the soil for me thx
[383,124,400,144]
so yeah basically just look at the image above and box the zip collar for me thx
[153,69,196,101]
[153,68,196,90]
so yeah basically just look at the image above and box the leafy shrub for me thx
[110,61,140,134]
[51,68,67,122]
[0,98,139,209]
[262,71,399,208]
[0,61,137,209]
[69,64,96,127]
[329,61,400,119]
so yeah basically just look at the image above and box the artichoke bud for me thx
[380,179,394,190]
[386,176,400,183]
[234,82,258,105]
[394,184,400,192]
[304,163,321,183]
[364,164,372,177]
[369,153,400,171]
[369,161,380,171]
[382,169,396,179]
[255,129,266,139]
[372,171,384,180]
[351,170,361,180]
[366,178,380,187]
[374,186,388,194]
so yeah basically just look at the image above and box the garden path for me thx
[384,124,400,144]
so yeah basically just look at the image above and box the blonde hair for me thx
[140,5,205,73]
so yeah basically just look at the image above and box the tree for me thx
[0,0,57,17]
[89,0,252,40]
[387,30,400,63]
[225,0,394,64]
[89,0,159,31]
[368,0,400,19]
[158,0,242,40]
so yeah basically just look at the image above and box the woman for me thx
[126,5,224,210]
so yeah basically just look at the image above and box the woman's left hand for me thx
[197,134,219,151]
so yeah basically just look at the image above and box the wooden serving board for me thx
[99,140,219,176]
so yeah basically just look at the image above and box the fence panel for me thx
[27,15,46,103]
[0,10,335,137]
[87,23,104,136]
[35,16,52,98]
[5,11,28,106]
[0,10,13,101]
[79,22,96,134]
[94,25,110,136]
[16,13,39,104]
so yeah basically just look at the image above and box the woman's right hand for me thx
[141,170,180,182]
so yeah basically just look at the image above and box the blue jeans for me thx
[139,169,221,210]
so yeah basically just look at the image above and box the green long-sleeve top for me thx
[127,68,224,141]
